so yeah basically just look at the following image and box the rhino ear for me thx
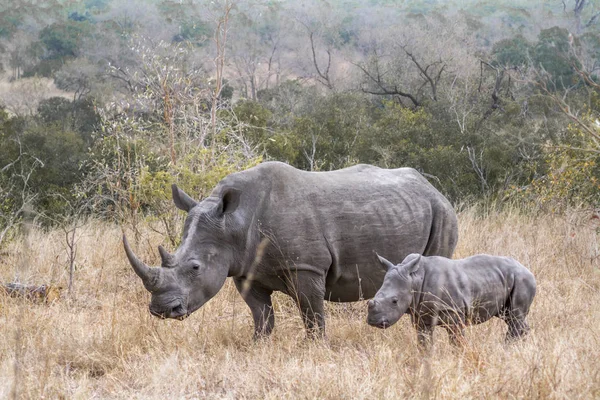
[218,188,241,215]
[172,184,198,212]
[376,253,396,272]
[403,254,422,274]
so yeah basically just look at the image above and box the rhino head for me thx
[367,253,421,329]
[124,184,243,320]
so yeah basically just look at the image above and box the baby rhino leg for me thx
[413,315,435,351]
[444,320,466,347]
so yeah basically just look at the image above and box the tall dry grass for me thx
[1,207,599,399]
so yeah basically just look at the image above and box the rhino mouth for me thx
[150,303,189,320]
[175,314,189,321]
[367,317,390,329]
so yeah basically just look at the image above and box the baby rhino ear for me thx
[376,253,397,272]
[403,254,422,274]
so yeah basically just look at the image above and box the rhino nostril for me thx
[172,304,184,316]
[368,300,377,309]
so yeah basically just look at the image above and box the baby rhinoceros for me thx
[367,253,536,348]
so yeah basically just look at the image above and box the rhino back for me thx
[420,255,532,325]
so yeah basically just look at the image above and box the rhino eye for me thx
[191,262,200,270]
[391,297,398,305]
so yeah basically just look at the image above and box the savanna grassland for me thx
[2,1,600,398]
[1,207,599,399]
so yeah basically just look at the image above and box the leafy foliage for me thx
[533,27,576,87]
[492,35,531,67]
[2,0,600,245]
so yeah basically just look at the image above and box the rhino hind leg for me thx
[502,303,531,342]
[439,311,466,347]
[503,278,535,342]
[234,279,275,339]
[444,324,466,347]
[422,207,459,258]
[505,316,530,342]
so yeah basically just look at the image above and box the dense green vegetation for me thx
[0,0,599,245]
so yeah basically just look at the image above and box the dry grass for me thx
[1,207,600,399]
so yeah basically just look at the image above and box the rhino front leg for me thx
[413,315,435,351]
[417,326,434,350]
[287,268,326,338]
[234,278,275,339]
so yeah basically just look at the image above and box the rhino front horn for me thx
[123,235,162,292]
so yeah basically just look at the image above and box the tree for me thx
[512,32,600,209]
[533,27,576,88]
[353,15,472,108]
[563,0,600,34]
[209,0,234,139]
[492,35,532,68]
[2,30,37,80]
[228,6,285,100]
[37,96,100,147]
[54,57,99,100]
[158,0,211,45]
[0,110,43,247]
[39,19,93,59]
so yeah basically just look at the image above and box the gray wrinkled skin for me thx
[368,253,536,347]
[124,161,458,338]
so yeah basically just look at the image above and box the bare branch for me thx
[0,137,44,247]
[466,145,488,193]
[353,59,420,107]
[211,0,234,139]
[534,75,600,144]
[307,30,334,90]
[400,45,445,101]
[586,10,600,27]
[478,60,514,121]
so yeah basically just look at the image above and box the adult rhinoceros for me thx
[123,161,458,338]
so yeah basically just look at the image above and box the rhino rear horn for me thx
[158,245,174,267]
[123,235,162,292]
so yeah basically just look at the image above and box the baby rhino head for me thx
[367,253,422,329]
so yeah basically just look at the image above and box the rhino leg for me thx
[440,311,466,347]
[414,318,435,350]
[505,316,530,342]
[503,282,534,342]
[234,278,275,339]
[287,269,326,338]
[444,324,466,347]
